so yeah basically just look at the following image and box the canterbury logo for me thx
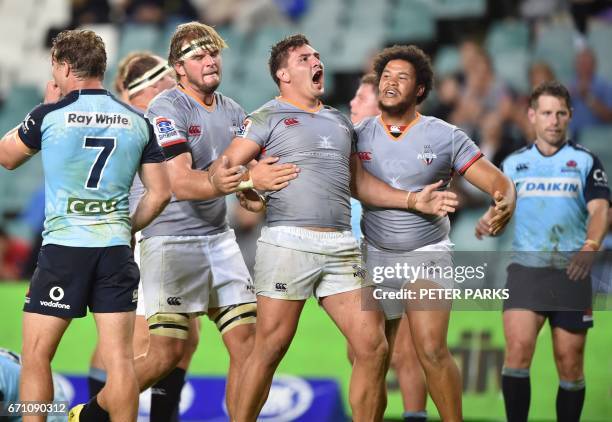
[166,297,182,306]
[274,283,287,292]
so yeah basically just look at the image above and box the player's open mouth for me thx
[384,88,398,97]
[312,70,323,85]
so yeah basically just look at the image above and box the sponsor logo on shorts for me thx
[49,286,65,301]
[67,197,118,215]
[40,286,71,309]
[274,283,287,292]
[167,297,182,306]
[583,309,593,322]
[352,264,366,279]
[132,289,138,303]
[65,112,132,128]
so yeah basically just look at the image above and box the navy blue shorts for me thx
[24,244,140,318]
[503,263,593,331]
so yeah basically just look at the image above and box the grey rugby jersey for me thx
[133,86,246,237]
[239,98,354,230]
[355,114,482,251]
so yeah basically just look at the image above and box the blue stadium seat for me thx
[434,45,461,77]
[486,20,529,54]
[117,24,161,62]
[532,22,576,85]
[385,0,435,43]
[493,50,530,93]
[431,0,486,19]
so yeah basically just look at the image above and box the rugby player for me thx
[349,73,428,422]
[476,81,610,422]
[87,53,200,422]
[81,23,298,422]
[355,45,515,421]
[210,34,458,421]
[0,29,171,422]
[350,73,380,125]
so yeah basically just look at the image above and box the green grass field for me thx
[1,282,611,420]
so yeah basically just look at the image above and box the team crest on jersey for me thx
[236,119,252,138]
[516,163,529,172]
[562,159,580,173]
[417,144,437,165]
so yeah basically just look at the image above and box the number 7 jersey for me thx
[17,89,164,247]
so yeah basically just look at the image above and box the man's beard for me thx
[187,71,220,95]
[378,94,415,116]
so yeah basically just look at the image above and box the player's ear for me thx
[416,85,425,98]
[62,62,71,79]
[173,62,186,78]
[276,67,290,84]
[527,107,536,124]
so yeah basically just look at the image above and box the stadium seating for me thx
[587,20,612,82]
[579,125,612,169]
[532,20,576,85]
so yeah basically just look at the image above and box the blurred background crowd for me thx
[1,0,612,281]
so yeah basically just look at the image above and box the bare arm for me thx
[131,162,172,233]
[464,157,516,235]
[166,152,228,201]
[566,198,609,280]
[0,128,36,170]
[584,198,609,248]
[350,154,458,216]
[209,137,298,194]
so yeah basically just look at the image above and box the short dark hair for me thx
[123,55,162,91]
[51,30,106,79]
[372,45,433,104]
[360,73,377,87]
[269,34,310,86]
[529,81,572,110]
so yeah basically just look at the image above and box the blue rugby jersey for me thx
[17,89,164,247]
[502,142,609,264]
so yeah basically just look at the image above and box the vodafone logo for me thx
[40,286,70,309]
[357,151,372,161]
[49,286,65,301]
